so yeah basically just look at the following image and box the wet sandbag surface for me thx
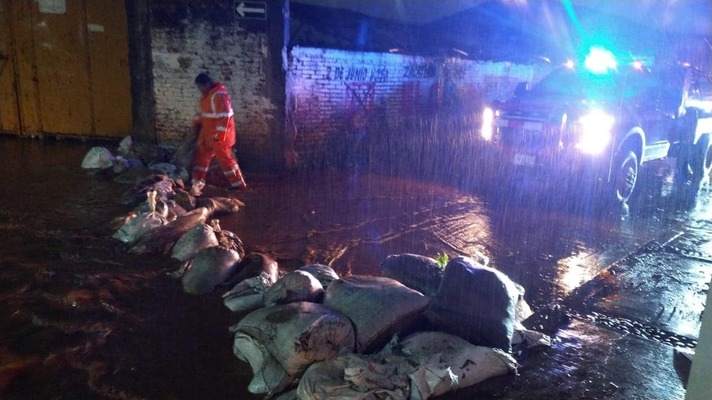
[297,353,410,400]
[425,256,519,352]
[224,252,279,287]
[129,207,209,255]
[264,270,324,306]
[323,275,429,353]
[112,211,167,244]
[380,253,443,297]
[171,222,219,262]
[233,333,291,395]
[297,264,339,289]
[81,146,114,169]
[395,331,518,399]
[181,246,241,295]
[232,302,356,393]
[223,272,274,313]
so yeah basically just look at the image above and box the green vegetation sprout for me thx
[435,252,449,270]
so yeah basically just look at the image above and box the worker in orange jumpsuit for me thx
[190,73,247,196]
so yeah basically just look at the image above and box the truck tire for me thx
[677,134,712,191]
[612,150,638,206]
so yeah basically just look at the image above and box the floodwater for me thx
[0,136,705,399]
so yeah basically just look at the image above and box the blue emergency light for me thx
[584,47,617,74]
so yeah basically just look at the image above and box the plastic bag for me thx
[129,207,209,255]
[112,192,168,244]
[81,147,114,169]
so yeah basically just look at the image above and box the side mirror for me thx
[514,82,529,97]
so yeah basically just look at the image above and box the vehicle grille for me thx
[500,122,559,151]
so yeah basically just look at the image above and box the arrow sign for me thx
[235,1,267,20]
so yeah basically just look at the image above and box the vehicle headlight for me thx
[481,107,495,141]
[575,110,614,154]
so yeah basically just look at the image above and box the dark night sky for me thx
[292,0,712,35]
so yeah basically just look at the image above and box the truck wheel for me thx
[677,135,712,191]
[612,151,638,205]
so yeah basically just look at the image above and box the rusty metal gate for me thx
[0,0,131,138]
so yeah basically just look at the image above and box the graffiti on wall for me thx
[344,82,376,133]
[325,65,388,82]
[402,62,437,79]
[345,82,375,112]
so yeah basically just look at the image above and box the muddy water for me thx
[0,137,682,399]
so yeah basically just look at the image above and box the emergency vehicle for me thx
[480,48,712,209]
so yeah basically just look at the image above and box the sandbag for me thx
[81,146,114,169]
[264,270,324,306]
[112,211,167,244]
[323,276,429,353]
[233,332,291,395]
[117,135,134,156]
[380,253,443,297]
[425,256,518,352]
[182,246,241,295]
[129,207,209,255]
[395,331,518,399]
[171,222,219,262]
[214,227,245,257]
[224,252,279,288]
[170,135,196,170]
[148,162,178,175]
[222,272,275,314]
[273,389,298,400]
[232,302,355,393]
[174,189,197,211]
[196,196,245,215]
[512,321,552,350]
[298,264,339,289]
[297,354,410,400]
[514,283,533,323]
[146,179,176,201]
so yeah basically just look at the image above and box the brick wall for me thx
[286,46,552,168]
[149,1,276,167]
[147,2,554,171]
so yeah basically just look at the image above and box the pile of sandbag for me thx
[297,331,518,400]
[225,253,553,398]
[232,302,356,395]
[81,136,190,181]
[93,141,554,399]
[98,139,253,298]
[230,273,431,395]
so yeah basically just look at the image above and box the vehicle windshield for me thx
[529,67,629,100]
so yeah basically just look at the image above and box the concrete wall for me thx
[286,46,551,168]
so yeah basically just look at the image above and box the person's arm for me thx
[211,92,233,142]
[192,112,201,137]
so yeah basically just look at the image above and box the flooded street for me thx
[1,136,709,399]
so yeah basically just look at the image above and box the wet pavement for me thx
[0,136,709,399]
